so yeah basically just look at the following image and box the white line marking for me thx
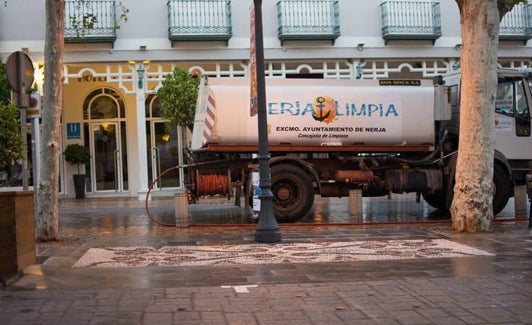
[221,285,258,293]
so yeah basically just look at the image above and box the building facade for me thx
[0,0,531,199]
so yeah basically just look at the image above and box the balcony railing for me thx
[380,0,441,44]
[167,0,232,45]
[277,0,340,45]
[64,0,117,44]
[500,3,532,43]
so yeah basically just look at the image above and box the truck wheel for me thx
[423,164,511,215]
[271,164,314,223]
[492,164,511,215]
[422,191,448,211]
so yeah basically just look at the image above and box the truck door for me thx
[494,78,531,160]
[514,79,531,137]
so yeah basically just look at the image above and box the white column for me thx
[135,64,149,201]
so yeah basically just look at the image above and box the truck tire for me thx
[492,164,511,215]
[423,163,511,215]
[271,164,314,223]
[422,191,448,211]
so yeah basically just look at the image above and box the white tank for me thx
[191,77,436,150]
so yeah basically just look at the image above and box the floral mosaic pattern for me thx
[73,239,493,268]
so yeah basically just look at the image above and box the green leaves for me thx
[0,102,22,170]
[0,58,11,105]
[63,143,91,174]
[156,68,200,131]
[0,60,22,170]
[68,0,129,37]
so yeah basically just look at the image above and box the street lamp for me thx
[252,0,281,243]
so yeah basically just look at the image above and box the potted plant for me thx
[63,143,90,198]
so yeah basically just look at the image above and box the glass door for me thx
[91,122,123,191]
[83,88,128,194]
[147,121,183,190]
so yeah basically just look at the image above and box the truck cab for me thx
[438,69,532,213]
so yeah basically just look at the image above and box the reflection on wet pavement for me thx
[58,192,522,231]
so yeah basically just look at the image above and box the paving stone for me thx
[0,197,530,325]
[224,312,258,325]
[142,312,172,325]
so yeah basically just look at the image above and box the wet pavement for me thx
[58,192,519,228]
[1,194,531,324]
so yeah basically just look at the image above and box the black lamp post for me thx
[526,165,532,230]
[252,0,281,243]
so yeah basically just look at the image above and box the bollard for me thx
[349,189,363,219]
[514,185,528,219]
[234,185,241,207]
[174,191,190,228]
[529,193,532,230]
[526,172,532,229]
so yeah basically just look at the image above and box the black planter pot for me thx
[73,174,86,199]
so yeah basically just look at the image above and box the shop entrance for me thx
[83,88,128,193]
[145,95,184,191]
[90,122,126,191]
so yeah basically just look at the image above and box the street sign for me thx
[6,51,34,108]
[66,123,81,139]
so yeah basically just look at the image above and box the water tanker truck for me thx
[185,69,532,222]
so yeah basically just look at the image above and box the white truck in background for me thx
[185,69,532,222]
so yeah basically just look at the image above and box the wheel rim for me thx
[273,181,298,206]
[276,186,291,200]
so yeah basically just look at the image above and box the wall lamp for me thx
[139,45,146,51]
[356,62,364,79]
[454,43,462,51]
[21,47,29,54]
[136,63,145,89]
[356,43,365,51]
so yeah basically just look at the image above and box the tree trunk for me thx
[36,0,64,241]
[451,0,500,232]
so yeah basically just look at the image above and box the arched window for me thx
[83,88,125,120]
[145,94,161,118]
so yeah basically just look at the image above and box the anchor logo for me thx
[312,96,337,124]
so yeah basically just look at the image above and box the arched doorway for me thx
[145,95,184,190]
[83,88,129,193]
